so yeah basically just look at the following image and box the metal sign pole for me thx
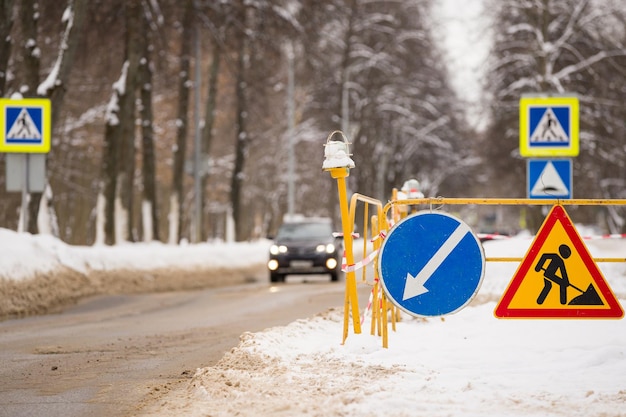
[19,153,29,232]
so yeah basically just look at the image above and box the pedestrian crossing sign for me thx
[0,98,51,153]
[519,96,579,157]
[495,205,623,319]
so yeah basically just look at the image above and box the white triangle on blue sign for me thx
[7,108,41,140]
[529,107,568,143]
[530,161,568,197]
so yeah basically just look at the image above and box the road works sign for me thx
[495,205,623,319]
[378,211,485,317]
[0,98,51,153]
[519,96,579,157]
[527,159,572,199]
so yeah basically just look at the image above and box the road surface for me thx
[0,273,362,417]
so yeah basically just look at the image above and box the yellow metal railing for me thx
[383,197,626,216]
[345,193,394,347]
[384,197,626,264]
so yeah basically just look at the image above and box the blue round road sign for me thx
[378,211,485,317]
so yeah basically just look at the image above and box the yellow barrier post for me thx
[370,215,380,336]
[322,131,361,343]
[371,279,379,335]
[380,288,389,348]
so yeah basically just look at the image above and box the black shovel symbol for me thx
[568,282,603,306]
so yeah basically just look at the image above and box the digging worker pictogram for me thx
[533,243,604,306]
[534,244,571,305]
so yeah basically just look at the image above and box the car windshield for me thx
[276,222,332,240]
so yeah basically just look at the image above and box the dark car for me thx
[267,217,343,283]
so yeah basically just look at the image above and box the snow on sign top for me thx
[0,98,51,153]
[519,96,579,157]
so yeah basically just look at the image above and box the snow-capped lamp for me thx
[322,130,361,339]
[322,130,355,172]
[401,178,424,199]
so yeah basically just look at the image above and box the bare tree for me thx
[95,0,142,244]
[18,0,40,233]
[20,0,38,96]
[115,0,142,242]
[200,44,220,240]
[138,0,159,242]
[299,0,470,206]
[96,62,126,245]
[168,0,194,244]
[227,1,247,242]
[0,0,14,96]
[38,0,87,119]
[32,0,87,236]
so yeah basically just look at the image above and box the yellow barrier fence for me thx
[322,130,625,348]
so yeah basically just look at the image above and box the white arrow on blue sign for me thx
[378,211,485,317]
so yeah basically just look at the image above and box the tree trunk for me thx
[139,10,159,242]
[115,0,142,243]
[20,0,39,96]
[169,0,194,244]
[231,24,248,242]
[34,0,87,237]
[0,0,15,96]
[20,0,41,234]
[201,46,221,239]
[96,62,127,245]
[40,0,87,119]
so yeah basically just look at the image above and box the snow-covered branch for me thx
[37,6,74,97]
[553,50,626,80]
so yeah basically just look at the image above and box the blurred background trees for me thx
[0,0,624,245]
[482,0,626,232]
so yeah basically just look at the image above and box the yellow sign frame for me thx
[519,96,579,157]
[0,98,51,153]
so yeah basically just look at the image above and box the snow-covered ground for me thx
[1,224,625,416]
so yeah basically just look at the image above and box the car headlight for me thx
[270,244,288,255]
[268,259,279,271]
[316,243,336,253]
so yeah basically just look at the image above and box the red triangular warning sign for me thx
[495,205,623,319]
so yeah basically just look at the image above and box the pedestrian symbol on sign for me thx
[7,108,42,142]
[529,107,569,144]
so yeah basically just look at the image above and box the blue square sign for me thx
[527,159,572,199]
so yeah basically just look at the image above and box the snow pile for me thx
[170,235,626,417]
[181,301,626,417]
[0,229,271,318]
[0,228,270,282]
